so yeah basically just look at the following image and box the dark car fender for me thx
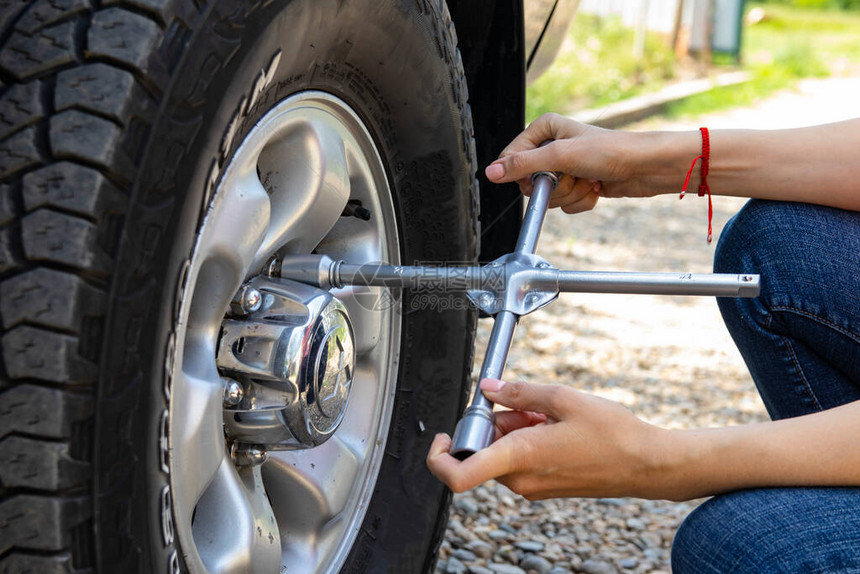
[448,0,526,262]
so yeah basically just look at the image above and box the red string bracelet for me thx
[679,127,713,243]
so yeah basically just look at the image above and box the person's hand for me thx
[427,378,684,500]
[485,113,660,214]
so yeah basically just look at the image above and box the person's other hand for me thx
[427,378,682,500]
[484,113,654,214]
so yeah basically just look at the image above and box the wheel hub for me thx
[216,275,356,449]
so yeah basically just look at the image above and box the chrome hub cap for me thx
[169,91,401,573]
[216,276,357,449]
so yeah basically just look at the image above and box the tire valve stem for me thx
[342,200,372,221]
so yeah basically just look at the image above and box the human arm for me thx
[426,378,860,501]
[488,113,860,214]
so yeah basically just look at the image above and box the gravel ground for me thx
[434,77,860,574]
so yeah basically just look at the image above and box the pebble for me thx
[448,519,473,542]
[475,487,495,503]
[487,564,527,574]
[451,549,478,562]
[580,559,619,574]
[455,496,479,517]
[542,542,564,561]
[496,545,520,564]
[619,558,638,569]
[643,548,664,561]
[519,554,553,574]
[466,540,494,559]
[639,532,663,548]
[445,557,467,574]
[515,540,545,553]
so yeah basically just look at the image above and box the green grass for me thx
[745,3,860,65]
[525,14,676,122]
[527,5,860,123]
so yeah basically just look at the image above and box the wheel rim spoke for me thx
[192,463,281,574]
[200,168,272,284]
[263,437,360,535]
[170,369,225,523]
[251,111,352,271]
[171,167,272,525]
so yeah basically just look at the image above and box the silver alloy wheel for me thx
[168,91,401,573]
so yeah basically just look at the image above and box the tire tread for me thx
[0,0,176,567]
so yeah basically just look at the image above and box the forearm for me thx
[665,400,860,500]
[637,119,860,211]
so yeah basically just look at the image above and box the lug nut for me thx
[222,377,244,407]
[230,284,262,315]
[231,443,268,467]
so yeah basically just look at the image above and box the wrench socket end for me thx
[449,405,496,459]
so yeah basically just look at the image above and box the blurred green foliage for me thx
[666,3,860,117]
[525,14,676,122]
[527,3,860,122]
[757,0,860,10]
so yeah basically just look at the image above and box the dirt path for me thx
[436,77,860,574]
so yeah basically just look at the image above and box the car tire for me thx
[0,0,477,572]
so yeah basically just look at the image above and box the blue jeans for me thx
[671,200,860,573]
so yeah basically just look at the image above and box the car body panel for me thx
[449,0,578,262]
[525,0,580,84]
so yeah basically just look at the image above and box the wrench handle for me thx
[449,311,518,460]
[515,170,559,254]
[449,169,559,459]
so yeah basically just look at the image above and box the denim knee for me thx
[711,199,798,350]
[713,199,786,297]
[671,493,752,573]
[713,199,760,278]
[672,488,860,573]
[711,200,860,418]
[712,200,770,347]
[714,198,860,321]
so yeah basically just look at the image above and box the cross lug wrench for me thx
[277,170,761,460]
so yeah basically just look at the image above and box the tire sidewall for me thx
[98,1,476,571]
